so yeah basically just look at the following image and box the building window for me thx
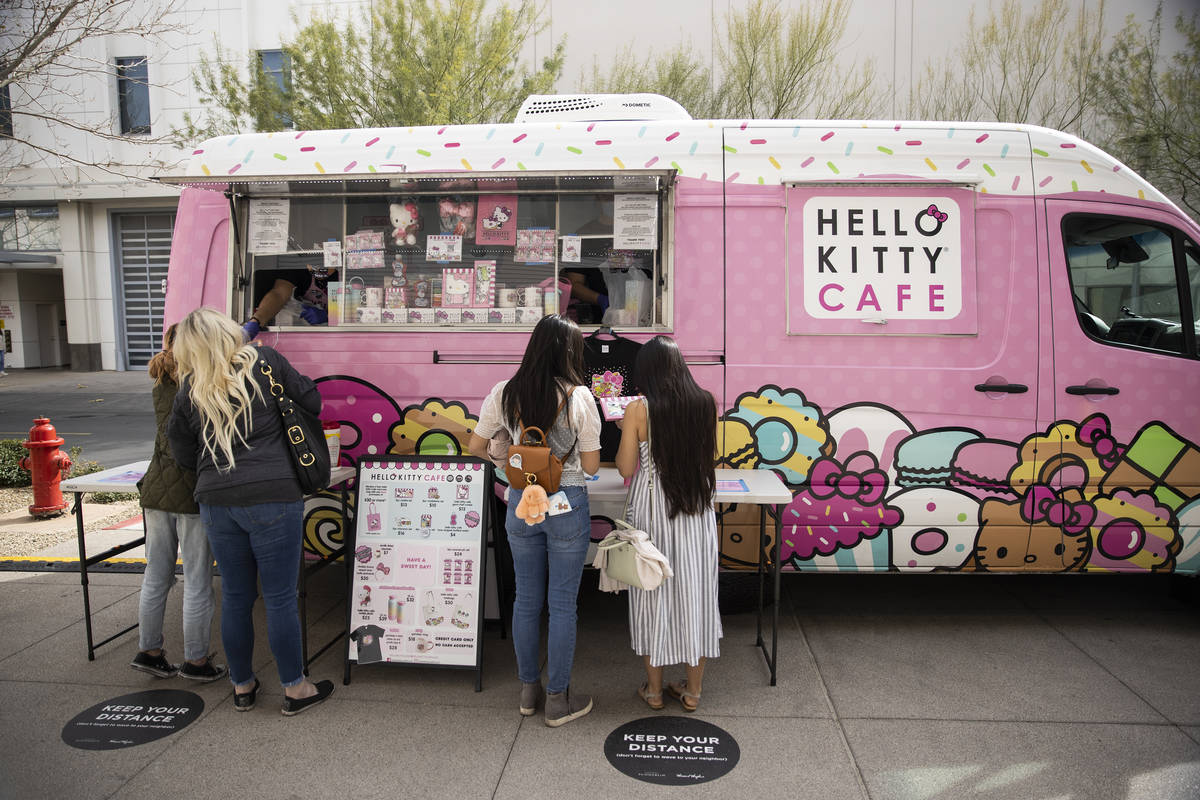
[0,207,61,251]
[0,84,12,137]
[116,56,150,135]
[258,49,292,128]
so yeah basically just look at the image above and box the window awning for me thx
[0,251,58,265]
[153,169,673,197]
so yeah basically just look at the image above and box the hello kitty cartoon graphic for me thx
[443,274,470,305]
[482,206,511,230]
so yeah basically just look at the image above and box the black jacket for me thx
[138,378,199,514]
[168,346,322,506]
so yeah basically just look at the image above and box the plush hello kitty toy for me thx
[390,200,421,246]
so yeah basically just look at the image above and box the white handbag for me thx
[597,520,668,590]
[596,408,670,590]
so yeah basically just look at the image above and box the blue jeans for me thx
[200,501,304,688]
[137,509,215,662]
[505,485,591,694]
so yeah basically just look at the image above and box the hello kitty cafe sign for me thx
[800,196,964,321]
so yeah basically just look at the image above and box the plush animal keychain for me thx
[515,483,550,525]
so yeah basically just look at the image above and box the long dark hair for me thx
[502,315,586,438]
[634,335,716,518]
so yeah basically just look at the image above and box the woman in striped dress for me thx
[615,335,721,712]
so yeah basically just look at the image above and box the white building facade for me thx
[0,0,359,370]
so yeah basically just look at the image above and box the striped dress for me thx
[626,438,723,667]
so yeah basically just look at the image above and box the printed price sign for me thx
[347,456,491,688]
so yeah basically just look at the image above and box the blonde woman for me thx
[167,307,333,716]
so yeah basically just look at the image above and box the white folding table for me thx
[585,466,793,685]
[62,462,355,663]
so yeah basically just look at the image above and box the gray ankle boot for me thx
[519,681,543,716]
[544,687,593,727]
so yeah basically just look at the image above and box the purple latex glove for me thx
[300,306,328,325]
[241,319,261,341]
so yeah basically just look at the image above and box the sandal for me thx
[637,683,664,710]
[666,680,700,712]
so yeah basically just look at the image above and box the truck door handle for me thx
[1065,385,1120,396]
[974,383,1028,394]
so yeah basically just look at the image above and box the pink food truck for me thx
[160,93,1200,577]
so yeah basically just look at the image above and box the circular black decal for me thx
[62,690,204,750]
[604,716,739,785]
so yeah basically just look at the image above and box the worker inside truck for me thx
[244,261,337,336]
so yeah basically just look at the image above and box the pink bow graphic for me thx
[809,458,887,505]
[1021,485,1096,534]
[926,204,949,223]
[1078,414,1126,470]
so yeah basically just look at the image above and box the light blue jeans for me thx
[200,501,305,688]
[137,509,215,662]
[505,485,591,694]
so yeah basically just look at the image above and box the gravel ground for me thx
[0,487,142,558]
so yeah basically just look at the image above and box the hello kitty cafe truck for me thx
[158,93,1200,587]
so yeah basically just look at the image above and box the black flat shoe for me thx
[281,680,334,717]
[233,678,260,712]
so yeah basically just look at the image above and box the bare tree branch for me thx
[0,0,193,182]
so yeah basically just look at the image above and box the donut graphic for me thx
[465,510,480,528]
[354,545,373,563]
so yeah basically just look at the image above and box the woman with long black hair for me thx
[468,314,602,727]
[615,335,721,713]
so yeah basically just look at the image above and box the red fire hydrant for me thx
[20,417,72,517]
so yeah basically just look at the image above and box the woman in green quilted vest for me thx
[129,324,227,682]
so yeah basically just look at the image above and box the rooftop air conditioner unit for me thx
[515,93,693,123]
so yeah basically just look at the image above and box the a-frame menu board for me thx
[344,455,491,691]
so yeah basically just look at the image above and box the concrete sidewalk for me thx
[1,564,1198,800]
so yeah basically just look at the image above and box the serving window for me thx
[231,171,673,330]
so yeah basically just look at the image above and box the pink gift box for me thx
[357,230,385,249]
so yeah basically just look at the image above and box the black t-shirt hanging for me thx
[583,335,643,460]
[352,624,386,664]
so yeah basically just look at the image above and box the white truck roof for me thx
[177,116,1168,208]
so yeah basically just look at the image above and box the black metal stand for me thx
[301,482,351,672]
[74,491,144,660]
[754,503,781,686]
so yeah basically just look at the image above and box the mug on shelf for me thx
[519,287,543,307]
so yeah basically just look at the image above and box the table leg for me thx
[343,482,354,686]
[74,492,95,661]
[755,504,765,648]
[299,535,310,675]
[770,504,781,687]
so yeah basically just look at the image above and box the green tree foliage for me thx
[579,43,717,119]
[177,0,563,140]
[577,0,881,120]
[907,0,1107,137]
[1094,3,1200,218]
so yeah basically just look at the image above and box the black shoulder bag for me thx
[258,358,331,494]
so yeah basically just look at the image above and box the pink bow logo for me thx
[1078,414,1126,470]
[1021,485,1096,534]
[926,204,948,223]
[809,457,887,505]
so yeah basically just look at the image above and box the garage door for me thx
[116,212,174,369]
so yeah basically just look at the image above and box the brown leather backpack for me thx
[505,388,575,492]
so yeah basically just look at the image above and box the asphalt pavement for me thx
[0,368,155,467]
